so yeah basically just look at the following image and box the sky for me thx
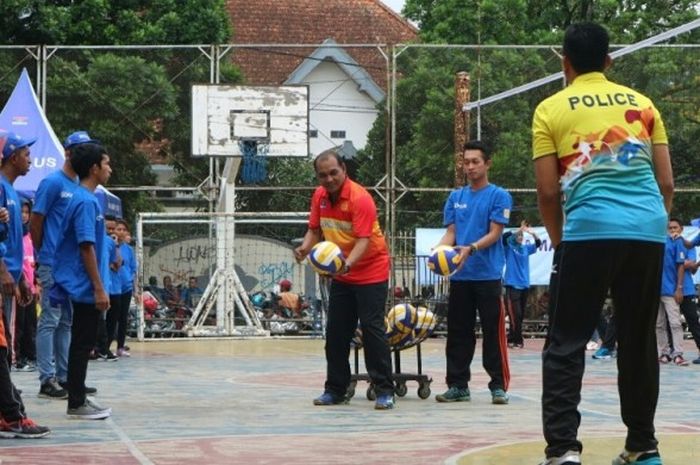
[382,0,407,15]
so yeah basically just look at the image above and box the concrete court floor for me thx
[1,337,699,465]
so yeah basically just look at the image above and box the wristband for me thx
[469,243,479,255]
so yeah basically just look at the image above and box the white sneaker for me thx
[540,450,581,465]
[586,341,599,351]
[67,398,112,420]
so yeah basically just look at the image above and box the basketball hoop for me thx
[240,139,269,184]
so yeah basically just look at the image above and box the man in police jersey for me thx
[532,22,673,465]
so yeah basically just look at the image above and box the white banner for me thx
[415,226,700,286]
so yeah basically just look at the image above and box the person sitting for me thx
[180,277,203,308]
[161,276,181,309]
[276,279,303,318]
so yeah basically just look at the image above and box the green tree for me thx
[359,0,700,229]
[0,1,237,223]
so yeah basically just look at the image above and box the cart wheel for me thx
[366,385,376,401]
[395,382,408,397]
[346,381,357,399]
[417,383,431,399]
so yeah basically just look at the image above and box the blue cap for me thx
[63,130,99,149]
[1,131,37,160]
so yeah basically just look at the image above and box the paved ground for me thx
[2,338,699,464]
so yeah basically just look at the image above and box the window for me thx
[330,130,346,139]
[309,129,318,138]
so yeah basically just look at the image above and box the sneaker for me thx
[672,355,689,366]
[117,348,130,357]
[435,386,470,402]
[67,398,112,420]
[14,362,36,372]
[491,388,509,405]
[586,340,600,351]
[123,345,131,351]
[312,392,348,406]
[97,351,118,362]
[88,349,99,360]
[658,354,672,364]
[611,449,662,465]
[693,355,700,365]
[0,417,51,439]
[38,378,68,400]
[508,342,516,349]
[515,343,525,349]
[539,450,581,465]
[59,381,97,395]
[593,347,614,360]
[374,393,395,410]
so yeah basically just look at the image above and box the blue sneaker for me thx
[312,392,347,406]
[693,355,700,365]
[374,393,395,410]
[593,347,614,359]
[435,386,470,402]
[491,388,509,405]
[611,449,662,465]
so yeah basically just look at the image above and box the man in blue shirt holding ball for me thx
[434,140,512,405]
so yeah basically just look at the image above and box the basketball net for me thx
[239,140,269,184]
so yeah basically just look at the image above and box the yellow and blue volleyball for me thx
[414,306,437,340]
[427,245,460,276]
[308,241,345,276]
[388,330,413,348]
[387,303,417,336]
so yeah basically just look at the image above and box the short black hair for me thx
[70,143,107,180]
[563,22,609,74]
[105,214,117,222]
[669,217,683,226]
[313,149,346,172]
[463,140,491,161]
[116,219,129,230]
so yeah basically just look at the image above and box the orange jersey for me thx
[309,179,389,284]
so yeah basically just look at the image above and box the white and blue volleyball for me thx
[308,241,345,275]
[414,306,437,340]
[387,303,417,336]
[427,245,460,276]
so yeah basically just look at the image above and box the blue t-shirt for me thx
[53,186,109,304]
[107,236,121,295]
[503,235,537,289]
[682,246,697,297]
[32,170,79,267]
[660,236,685,297]
[443,184,512,281]
[118,243,136,293]
[0,175,24,281]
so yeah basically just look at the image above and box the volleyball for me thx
[427,245,460,276]
[388,330,413,348]
[308,241,346,275]
[387,303,417,336]
[414,306,437,340]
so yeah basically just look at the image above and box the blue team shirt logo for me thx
[454,202,467,209]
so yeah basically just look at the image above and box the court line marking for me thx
[106,417,155,465]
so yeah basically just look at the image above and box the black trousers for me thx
[543,240,663,457]
[68,301,101,409]
[107,291,132,350]
[324,280,393,397]
[505,286,528,345]
[680,296,700,351]
[15,298,37,362]
[0,346,25,422]
[446,280,508,391]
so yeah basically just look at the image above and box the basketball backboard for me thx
[191,85,309,157]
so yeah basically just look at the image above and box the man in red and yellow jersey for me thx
[294,150,394,410]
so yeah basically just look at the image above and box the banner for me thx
[415,226,700,286]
